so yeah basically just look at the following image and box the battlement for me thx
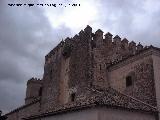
[45,37,74,63]
[45,25,146,64]
[27,77,42,85]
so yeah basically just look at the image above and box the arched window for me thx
[126,72,135,88]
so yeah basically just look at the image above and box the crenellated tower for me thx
[25,25,155,113]
[25,78,42,104]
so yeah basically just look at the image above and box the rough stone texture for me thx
[91,33,139,88]
[108,55,157,106]
[59,57,70,104]
[152,51,160,118]
[5,26,160,120]
[41,44,63,112]
[19,87,158,120]
[68,31,92,98]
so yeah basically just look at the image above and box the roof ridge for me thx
[109,87,157,109]
[107,45,160,69]
[23,87,157,120]
[87,86,157,111]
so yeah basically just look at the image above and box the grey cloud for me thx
[0,80,26,114]
[1,0,160,114]
[0,0,72,113]
[97,0,160,47]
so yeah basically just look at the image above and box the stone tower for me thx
[25,78,42,104]
[37,25,156,112]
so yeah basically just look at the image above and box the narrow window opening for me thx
[71,93,75,102]
[39,87,42,96]
[50,69,52,79]
[126,76,132,87]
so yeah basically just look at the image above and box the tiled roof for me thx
[90,87,157,111]
[23,87,157,120]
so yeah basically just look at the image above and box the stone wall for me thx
[41,26,94,112]
[108,53,156,106]
[68,29,92,98]
[59,57,70,104]
[152,51,160,118]
[41,43,63,112]
[91,29,143,88]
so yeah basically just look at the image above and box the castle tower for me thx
[39,25,157,113]
[25,78,42,104]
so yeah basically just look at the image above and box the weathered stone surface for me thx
[109,56,156,106]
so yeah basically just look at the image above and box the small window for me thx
[125,72,135,88]
[126,76,132,87]
[39,87,42,96]
[50,69,53,79]
[71,93,75,102]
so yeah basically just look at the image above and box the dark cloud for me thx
[0,80,26,113]
[97,0,160,47]
[0,0,160,114]
[0,0,72,113]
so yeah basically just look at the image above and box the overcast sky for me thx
[0,0,160,114]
